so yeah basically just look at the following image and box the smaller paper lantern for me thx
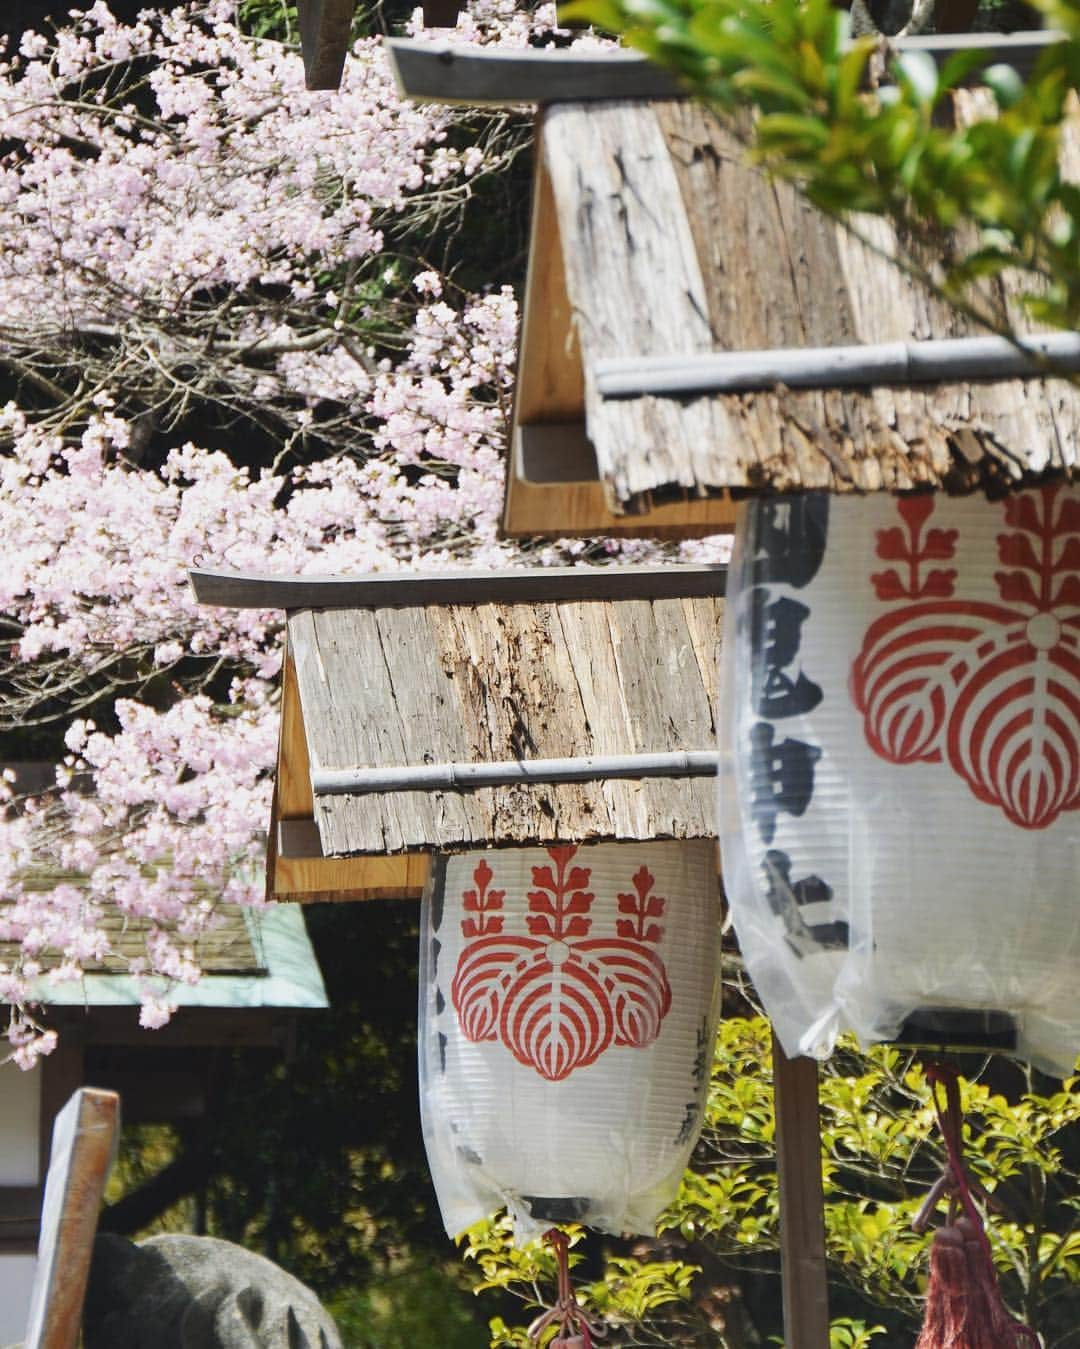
[719,486,1080,1076]
[419,839,721,1239]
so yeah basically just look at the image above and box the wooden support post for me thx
[420,0,461,26]
[24,1088,120,1349]
[773,1037,830,1348]
[297,0,354,90]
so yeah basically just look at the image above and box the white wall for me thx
[0,1062,41,1344]
[0,1062,39,1184]
[0,1254,35,1345]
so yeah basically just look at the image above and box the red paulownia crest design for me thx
[851,487,1080,829]
[450,846,673,1082]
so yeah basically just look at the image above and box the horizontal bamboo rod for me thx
[312,750,721,796]
[594,332,1080,399]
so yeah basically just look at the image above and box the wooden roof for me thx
[523,96,1080,514]
[0,897,261,976]
[0,763,328,1005]
[191,565,725,901]
[385,38,1080,538]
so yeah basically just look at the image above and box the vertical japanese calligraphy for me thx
[741,496,850,957]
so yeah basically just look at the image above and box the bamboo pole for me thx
[595,332,1080,400]
[312,750,720,796]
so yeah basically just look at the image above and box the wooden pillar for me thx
[773,1036,830,1348]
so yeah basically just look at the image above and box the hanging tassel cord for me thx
[913,1063,1041,1349]
[913,1064,1009,1237]
[527,1228,608,1349]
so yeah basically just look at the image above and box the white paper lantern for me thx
[419,839,721,1239]
[720,485,1080,1076]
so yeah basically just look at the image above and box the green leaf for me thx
[892,50,939,105]
[983,62,1026,110]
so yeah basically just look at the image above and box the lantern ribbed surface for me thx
[419,839,721,1239]
[720,486,1080,1076]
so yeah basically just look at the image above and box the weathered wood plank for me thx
[513,143,584,426]
[543,101,723,505]
[24,1088,119,1349]
[386,32,1061,107]
[298,0,354,90]
[39,1043,84,1181]
[505,132,736,537]
[773,1041,830,1349]
[297,596,724,854]
[545,95,1080,504]
[364,606,475,850]
[191,563,728,610]
[293,609,433,854]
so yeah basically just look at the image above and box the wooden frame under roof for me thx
[191,564,725,902]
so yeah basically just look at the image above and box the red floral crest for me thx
[450,846,673,1082]
[851,486,1080,829]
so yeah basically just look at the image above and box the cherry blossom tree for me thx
[0,0,710,1059]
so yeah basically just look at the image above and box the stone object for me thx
[82,1233,342,1349]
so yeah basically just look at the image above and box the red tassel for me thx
[914,1065,1041,1349]
[915,1219,1036,1348]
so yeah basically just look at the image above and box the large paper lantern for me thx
[720,485,1080,1076]
[419,839,721,1239]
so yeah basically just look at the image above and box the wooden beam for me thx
[297,0,354,90]
[773,1039,830,1349]
[24,1088,119,1349]
[277,647,316,821]
[386,31,1062,107]
[272,847,431,901]
[47,1006,289,1049]
[503,454,738,539]
[190,563,727,610]
[595,331,1080,399]
[0,1185,42,1249]
[513,130,586,426]
[82,1070,206,1123]
[386,39,682,106]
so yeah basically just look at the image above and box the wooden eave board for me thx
[540,97,1080,507]
[385,33,1063,105]
[271,640,430,900]
[288,594,722,856]
[505,128,736,538]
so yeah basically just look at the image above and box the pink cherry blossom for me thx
[0,0,728,1063]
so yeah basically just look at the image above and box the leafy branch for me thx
[565,0,1080,332]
